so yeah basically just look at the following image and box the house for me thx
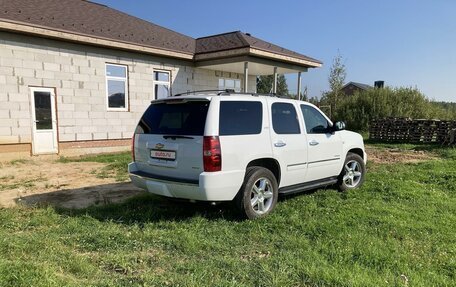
[340,82,373,96]
[0,0,322,158]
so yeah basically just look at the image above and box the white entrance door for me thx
[30,87,58,154]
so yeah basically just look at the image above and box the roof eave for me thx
[249,48,322,68]
[0,19,322,68]
[0,19,194,60]
[194,47,322,68]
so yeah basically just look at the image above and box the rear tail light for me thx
[203,136,221,172]
[131,133,136,162]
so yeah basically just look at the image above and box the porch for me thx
[194,31,322,97]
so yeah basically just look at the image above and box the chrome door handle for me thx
[309,140,319,146]
[274,141,287,147]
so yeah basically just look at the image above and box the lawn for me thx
[0,144,455,286]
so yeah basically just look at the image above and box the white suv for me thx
[129,91,367,219]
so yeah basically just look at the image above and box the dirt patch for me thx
[0,158,144,208]
[0,147,437,208]
[366,146,437,164]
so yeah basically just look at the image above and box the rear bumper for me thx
[128,162,244,201]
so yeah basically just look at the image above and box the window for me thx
[219,101,262,135]
[271,103,300,134]
[218,78,241,92]
[154,71,171,99]
[106,64,128,111]
[300,105,330,134]
[135,101,210,136]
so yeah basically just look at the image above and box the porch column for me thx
[243,61,249,92]
[272,67,278,94]
[297,71,302,100]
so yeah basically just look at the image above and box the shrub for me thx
[334,87,456,132]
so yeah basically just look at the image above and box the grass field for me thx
[0,144,455,286]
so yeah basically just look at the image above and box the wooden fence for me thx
[369,118,456,145]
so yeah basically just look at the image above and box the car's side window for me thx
[271,103,301,134]
[300,105,330,134]
[219,101,263,135]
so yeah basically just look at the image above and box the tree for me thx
[308,96,319,106]
[301,86,309,101]
[333,86,456,132]
[256,74,289,96]
[322,52,346,114]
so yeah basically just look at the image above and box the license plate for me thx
[150,149,176,161]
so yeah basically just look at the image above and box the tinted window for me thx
[300,105,330,134]
[219,101,262,135]
[271,103,300,134]
[135,101,209,135]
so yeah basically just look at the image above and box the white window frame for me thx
[106,63,129,111]
[153,70,171,99]
[218,78,241,92]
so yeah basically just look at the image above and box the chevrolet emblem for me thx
[155,143,165,149]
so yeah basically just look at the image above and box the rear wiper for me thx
[163,135,194,140]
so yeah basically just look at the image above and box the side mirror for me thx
[332,121,346,132]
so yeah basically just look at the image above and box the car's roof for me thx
[156,91,312,105]
[152,91,331,125]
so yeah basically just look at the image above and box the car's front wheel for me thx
[235,167,278,219]
[337,153,366,192]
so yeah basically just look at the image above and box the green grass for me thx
[1,146,455,286]
[0,175,46,191]
[366,141,456,159]
[57,152,131,182]
[8,158,33,165]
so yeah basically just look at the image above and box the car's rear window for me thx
[219,101,262,136]
[135,100,209,135]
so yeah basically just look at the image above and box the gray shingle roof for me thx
[195,31,322,64]
[0,0,195,54]
[0,0,321,65]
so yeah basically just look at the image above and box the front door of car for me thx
[300,104,343,182]
[268,100,308,187]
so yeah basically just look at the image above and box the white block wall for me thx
[0,31,257,145]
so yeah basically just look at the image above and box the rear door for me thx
[218,99,270,172]
[268,100,308,187]
[133,99,210,182]
[300,104,343,181]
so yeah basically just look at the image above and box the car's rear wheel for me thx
[338,153,366,192]
[235,167,278,219]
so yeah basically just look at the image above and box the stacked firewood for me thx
[369,118,456,145]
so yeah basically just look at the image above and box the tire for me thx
[337,152,366,192]
[235,167,279,219]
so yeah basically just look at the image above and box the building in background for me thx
[341,82,373,96]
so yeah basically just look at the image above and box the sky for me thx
[95,0,456,102]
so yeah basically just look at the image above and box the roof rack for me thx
[172,89,286,98]
[172,89,237,97]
